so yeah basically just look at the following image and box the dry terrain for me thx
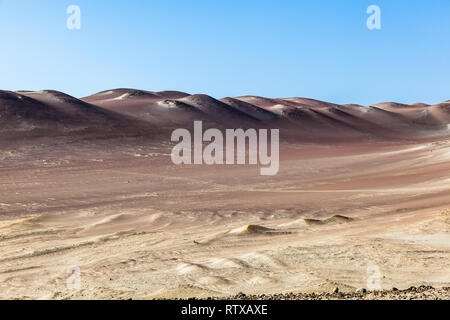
[0,89,449,299]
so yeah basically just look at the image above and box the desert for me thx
[0,88,449,299]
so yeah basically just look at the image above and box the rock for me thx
[333,287,339,294]
[356,288,367,294]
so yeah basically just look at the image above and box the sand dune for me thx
[231,224,275,234]
[178,94,260,124]
[0,90,149,140]
[3,88,449,142]
[220,97,280,121]
[303,215,354,226]
[229,224,292,236]
[0,91,72,130]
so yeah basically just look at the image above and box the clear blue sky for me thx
[1,0,449,105]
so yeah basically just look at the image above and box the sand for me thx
[0,137,449,300]
[0,89,449,300]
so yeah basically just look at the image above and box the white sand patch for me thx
[28,91,62,103]
[157,101,177,109]
[112,93,130,101]
[347,106,370,114]
[97,91,114,96]
[375,144,429,157]
[382,232,450,248]
[270,104,285,115]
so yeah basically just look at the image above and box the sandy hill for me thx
[0,90,149,140]
[1,88,448,142]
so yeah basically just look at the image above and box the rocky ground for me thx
[206,286,450,300]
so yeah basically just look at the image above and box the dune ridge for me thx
[303,215,354,226]
[1,88,449,142]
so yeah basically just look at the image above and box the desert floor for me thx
[0,138,449,299]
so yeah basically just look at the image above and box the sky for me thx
[0,0,449,105]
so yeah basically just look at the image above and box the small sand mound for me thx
[230,224,292,236]
[230,224,291,235]
[303,218,325,226]
[245,224,274,234]
[304,215,353,226]
[231,224,274,235]
[325,215,354,224]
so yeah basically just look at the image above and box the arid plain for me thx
[0,89,449,299]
